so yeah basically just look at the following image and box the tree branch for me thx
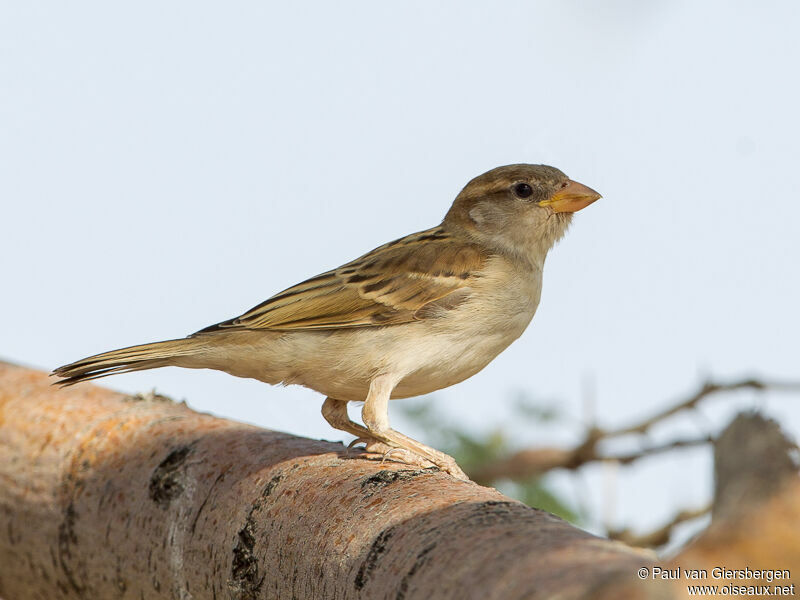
[0,362,665,600]
[470,378,799,485]
[604,378,800,438]
[608,506,711,548]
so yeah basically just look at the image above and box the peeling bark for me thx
[0,362,664,599]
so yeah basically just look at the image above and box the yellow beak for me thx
[539,180,602,213]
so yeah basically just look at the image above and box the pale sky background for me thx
[2,1,799,544]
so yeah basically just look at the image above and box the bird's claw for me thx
[342,437,469,481]
[361,441,468,479]
[345,437,370,456]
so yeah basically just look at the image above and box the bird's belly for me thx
[282,298,537,401]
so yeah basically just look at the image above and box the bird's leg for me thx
[322,397,429,462]
[321,397,418,461]
[322,397,371,440]
[360,375,469,481]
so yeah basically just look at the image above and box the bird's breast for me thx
[391,259,543,397]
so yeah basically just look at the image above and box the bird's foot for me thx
[348,438,469,481]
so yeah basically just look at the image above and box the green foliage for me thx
[396,394,580,524]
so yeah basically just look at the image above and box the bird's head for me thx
[443,164,601,265]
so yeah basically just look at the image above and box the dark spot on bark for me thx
[360,468,437,496]
[7,520,18,545]
[482,500,514,507]
[57,502,86,593]
[354,527,395,590]
[396,543,437,600]
[115,568,127,595]
[230,522,262,600]
[149,445,193,508]
[228,475,282,599]
[262,475,282,497]
[460,501,520,527]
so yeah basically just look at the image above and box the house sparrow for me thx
[53,164,600,480]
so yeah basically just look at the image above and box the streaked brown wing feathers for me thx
[201,227,486,332]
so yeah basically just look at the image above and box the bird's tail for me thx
[52,337,207,387]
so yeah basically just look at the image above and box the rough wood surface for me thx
[0,362,664,600]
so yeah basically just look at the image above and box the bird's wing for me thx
[196,227,487,333]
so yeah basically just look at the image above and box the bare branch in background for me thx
[604,378,800,437]
[608,506,711,548]
[470,378,800,485]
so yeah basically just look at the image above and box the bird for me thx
[53,164,600,480]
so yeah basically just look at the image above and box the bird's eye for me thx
[512,183,533,198]
[559,181,570,189]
